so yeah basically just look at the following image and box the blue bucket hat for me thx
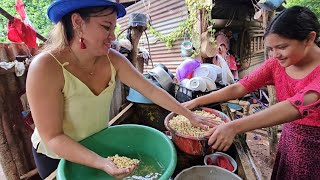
[47,0,126,24]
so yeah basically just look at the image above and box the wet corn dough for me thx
[108,154,140,168]
[169,110,224,137]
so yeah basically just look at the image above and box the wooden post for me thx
[0,72,35,179]
[267,86,278,164]
[263,9,278,165]
[0,45,36,179]
[220,103,262,179]
[130,26,146,73]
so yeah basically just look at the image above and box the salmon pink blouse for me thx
[239,58,320,127]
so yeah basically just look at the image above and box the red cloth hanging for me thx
[7,17,37,48]
[15,0,26,21]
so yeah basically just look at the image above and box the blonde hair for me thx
[41,22,70,53]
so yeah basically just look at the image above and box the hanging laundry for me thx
[7,17,37,48]
[213,29,239,80]
[15,0,35,29]
[138,47,151,65]
[0,60,26,76]
[15,0,27,21]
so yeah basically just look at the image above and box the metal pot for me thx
[155,64,175,79]
[148,66,173,91]
[174,165,242,180]
[164,107,231,156]
[204,152,238,173]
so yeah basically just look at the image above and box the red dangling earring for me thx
[80,37,86,49]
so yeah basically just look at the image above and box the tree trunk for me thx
[267,85,278,165]
[0,71,34,179]
[131,26,146,73]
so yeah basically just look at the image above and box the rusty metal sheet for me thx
[117,0,188,74]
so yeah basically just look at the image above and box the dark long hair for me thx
[265,6,320,47]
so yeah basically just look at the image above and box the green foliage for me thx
[148,0,214,50]
[285,0,320,19]
[0,0,53,42]
[148,21,186,48]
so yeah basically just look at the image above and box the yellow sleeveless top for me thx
[31,52,116,159]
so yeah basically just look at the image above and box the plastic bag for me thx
[217,54,234,85]
[176,58,201,81]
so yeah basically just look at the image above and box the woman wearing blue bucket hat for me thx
[26,0,217,178]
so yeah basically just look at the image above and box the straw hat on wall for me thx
[200,30,218,58]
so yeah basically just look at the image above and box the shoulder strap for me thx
[46,52,69,67]
[106,54,115,72]
[106,54,112,64]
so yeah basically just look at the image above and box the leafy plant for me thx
[148,0,215,50]
[285,0,320,19]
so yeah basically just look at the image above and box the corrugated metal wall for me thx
[0,43,35,62]
[117,0,188,74]
[117,0,266,76]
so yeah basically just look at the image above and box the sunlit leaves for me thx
[285,0,320,19]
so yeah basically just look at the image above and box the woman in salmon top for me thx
[184,6,320,179]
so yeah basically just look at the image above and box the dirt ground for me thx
[246,130,278,180]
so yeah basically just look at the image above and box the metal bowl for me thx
[174,165,242,180]
[164,107,231,156]
[204,152,237,173]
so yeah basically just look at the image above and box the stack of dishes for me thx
[193,64,222,82]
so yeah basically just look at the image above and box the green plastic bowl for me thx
[57,124,177,180]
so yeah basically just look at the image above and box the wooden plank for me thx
[267,86,278,165]
[252,49,264,55]
[44,170,56,180]
[248,30,265,33]
[20,168,38,179]
[108,103,134,126]
[118,0,136,3]
[234,139,263,180]
[0,7,13,21]
[251,34,264,37]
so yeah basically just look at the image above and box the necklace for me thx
[70,49,97,76]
